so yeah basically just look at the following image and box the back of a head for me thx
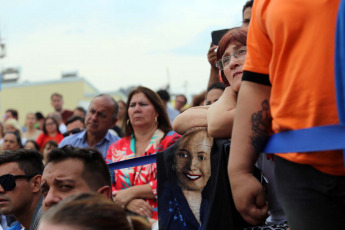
[39,193,151,230]
[47,146,111,191]
[156,89,170,102]
[0,149,44,176]
[48,112,63,123]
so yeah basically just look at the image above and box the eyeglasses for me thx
[0,174,35,192]
[217,47,247,70]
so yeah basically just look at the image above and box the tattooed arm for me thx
[228,81,272,225]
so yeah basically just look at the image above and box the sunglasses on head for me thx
[0,174,35,192]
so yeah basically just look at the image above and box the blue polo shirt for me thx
[59,130,120,158]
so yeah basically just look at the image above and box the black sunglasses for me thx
[0,174,35,192]
[63,128,83,137]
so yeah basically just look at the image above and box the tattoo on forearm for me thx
[250,100,272,152]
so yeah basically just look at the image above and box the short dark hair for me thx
[47,146,111,191]
[4,131,23,148]
[43,117,61,135]
[65,116,85,127]
[24,140,40,151]
[125,86,172,136]
[156,89,170,102]
[35,112,44,120]
[6,109,18,120]
[242,0,253,15]
[90,94,119,120]
[0,149,44,176]
[51,93,62,100]
[207,82,226,93]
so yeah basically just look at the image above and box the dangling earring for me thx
[127,119,130,126]
[155,117,158,123]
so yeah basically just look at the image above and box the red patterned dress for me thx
[105,129,180,220]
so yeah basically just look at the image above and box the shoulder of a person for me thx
[162,130,180,142]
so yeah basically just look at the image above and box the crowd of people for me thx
[0,0,344,229]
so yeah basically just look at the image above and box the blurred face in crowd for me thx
[51,96,63,112]
[222,42,247,93]
[175,130,212,192]
[3,133,20,151]
[85,96,116,137]
[175,96,187,111]
[66,120,84,133]
[41,159,92,211]
[0,162,38,216]
[128,93,158,130]
[242,6,252,27]
[45,118,58,135]
[205,88,224,105]
[26,113,36,129]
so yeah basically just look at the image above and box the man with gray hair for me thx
[59,94,120,158]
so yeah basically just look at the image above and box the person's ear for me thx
[31,175,42,193]
[97,186,112,200]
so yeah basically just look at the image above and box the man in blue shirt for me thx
[59,94,120,158]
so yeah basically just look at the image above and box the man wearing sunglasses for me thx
[62,115,85,137]
[0,149,44,230]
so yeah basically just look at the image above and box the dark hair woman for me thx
[36,117,63,152]
[106,86,180,222]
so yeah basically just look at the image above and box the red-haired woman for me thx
[173,27,247,138]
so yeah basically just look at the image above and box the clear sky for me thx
[0,0,245,98]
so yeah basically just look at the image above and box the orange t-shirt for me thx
[244,0,344,175]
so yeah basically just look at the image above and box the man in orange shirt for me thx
[228,0,345,229]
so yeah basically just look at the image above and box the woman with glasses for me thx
[105,86,180,222]
[173,27,247,139]
[36,117,63,152]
